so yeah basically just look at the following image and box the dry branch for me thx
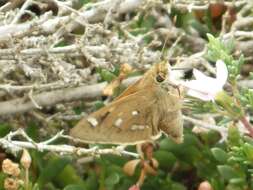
[0,77,139,116]
[0,129,139,157]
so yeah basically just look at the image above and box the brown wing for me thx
[114,78,142,100]
[158,90,183,144]
[70,87,162,145]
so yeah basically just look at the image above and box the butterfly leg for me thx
[135,142,159,187]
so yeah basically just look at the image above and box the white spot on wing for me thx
[114,118,123,127]
[130,125,148,130]
[132,111,139,116]
[87,117,98,127]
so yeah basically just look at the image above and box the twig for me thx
[238,80,253,88]
[28,90,42,109]
[171,0,246,12]
[240,116,253,137]
[183,115,228,133]
[0,129,139,158]
[183,115,249,137]
[0,2,12,12]
[0,81,66,93]
[11,0,33,24]
[0,76,139,116]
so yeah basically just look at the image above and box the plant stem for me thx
[25,168,29,190]
[240,116,253,137]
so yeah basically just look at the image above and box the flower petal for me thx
[187,89,213,101]
[193,69,209,81]
[182,80,205,91]
[180,60,228,101]
[183,80,217,94]
[216,60,228,85]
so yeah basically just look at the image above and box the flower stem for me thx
[136,169,146,187]
[25,168,29,190]
[240,116,253,137]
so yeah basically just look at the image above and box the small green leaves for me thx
[206,34,244,82]
[94,100,105,110]
[0,123,11,137]
[131,15,156,35]
[242,143,253,162]
[154,151,177,169]
[37,157,70,188]
[99,69,117,82]
[217,165,240,180]
[64,185,84,190]
[211,148,228,163]
[207,34,234,56]
[227,124,241,147]
[105,173,120,186]
[240,88,253,112]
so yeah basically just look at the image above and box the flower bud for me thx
[20,149,31,169]
[198,181,213,190]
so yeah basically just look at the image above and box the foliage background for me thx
[0,0,253,190]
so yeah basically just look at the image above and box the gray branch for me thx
[0,77,139,116]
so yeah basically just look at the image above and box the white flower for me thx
[182,60,228,101]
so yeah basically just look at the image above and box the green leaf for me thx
[0,172,5,189]
[211,148,228,163]
[94,101,105,110]
[190,20,209,37]
[64,185,85,190]
[26,122,39,141]
[0,123,11,137]
[54,40,67,47]
[217,165,240,180]
[243,143,253,161]
[227,125,241,147]
[101,154,127,166]
[154,150,177,169]
[229,178,245,185]
[79,0,91,5]
[32,184,40,190]
[86,170,99,190]
[171,182,186,190]
[100,69,117,82]
[199,130,221,145]
[210,178,225,190]
[37,156,70,188]
[55,165,85,187]
[130,15,156,36]
[105,172,120,186]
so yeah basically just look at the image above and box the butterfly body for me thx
[70,62,183,145]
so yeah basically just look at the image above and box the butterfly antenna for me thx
[160,32,170,61]
[167,34,183,58]
[160,33,183,66]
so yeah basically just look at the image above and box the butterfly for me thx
[70,61,183,145]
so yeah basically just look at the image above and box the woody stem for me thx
[240,116,253,137]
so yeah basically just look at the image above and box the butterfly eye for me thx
[156,74,165,83]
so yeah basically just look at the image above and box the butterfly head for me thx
[151,61,169,84]
[150,62,182,98]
